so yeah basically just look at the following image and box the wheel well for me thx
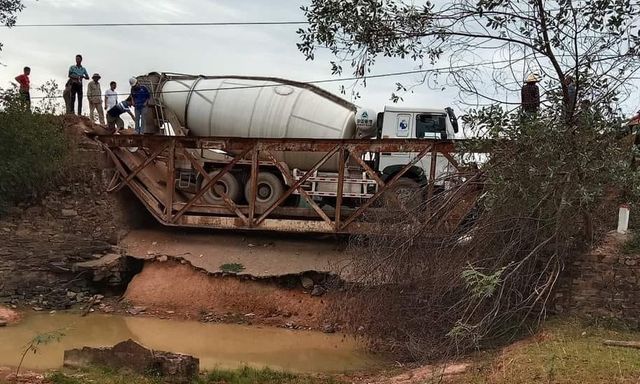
[201,163,287,186]
[381,165,426,183]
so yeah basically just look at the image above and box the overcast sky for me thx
[1,0,639,124]
[0,0,465,120]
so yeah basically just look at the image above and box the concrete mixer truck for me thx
[108,72,464,232]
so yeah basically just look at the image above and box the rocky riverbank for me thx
[0,117,134,310]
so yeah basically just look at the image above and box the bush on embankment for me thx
[340,87,640,362]
[0,87,70,212]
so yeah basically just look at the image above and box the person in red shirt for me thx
[14,66,31,110]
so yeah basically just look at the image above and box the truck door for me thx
[414,113,456,186]
[378,113,413,172]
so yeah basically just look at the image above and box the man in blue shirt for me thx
[68,54,89,115]
[106,96,135,133]
[129,77,151,134]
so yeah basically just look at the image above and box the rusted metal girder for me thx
[94,134,457,153]
[170,146,253,224]
[179,145,250,225]
[262,150,332,224]
[96,134,471,234]
[339,144,435,230]
[256,147,340,225]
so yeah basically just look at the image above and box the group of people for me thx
[63,54,151,133]
[14,54,151,134]
[520,73,577,114]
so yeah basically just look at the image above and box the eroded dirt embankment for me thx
[122,261,337,330]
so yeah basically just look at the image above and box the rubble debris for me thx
[311,285,326,297]
[322,323,336,333]
[128,306,147,315]
[301,276,315,290]
[61,209,79,217]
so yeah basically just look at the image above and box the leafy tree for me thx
[298,0,640,112]
[0,0,25,51]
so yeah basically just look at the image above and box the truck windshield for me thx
[416,113,447,139]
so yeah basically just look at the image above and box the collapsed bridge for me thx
[96,134,481,234]
[94,72,483,234]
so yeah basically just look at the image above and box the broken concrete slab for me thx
[121,228,354,279]
[73,253,122,270]
[72,253,130,286]
[63,339,199,383]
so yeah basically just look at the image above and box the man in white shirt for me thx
[104,81,118,112]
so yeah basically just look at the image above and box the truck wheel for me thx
[202,171,241,204]
[383,177,422,211]
[245,172,284,210]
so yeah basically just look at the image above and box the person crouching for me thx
[106,96,135,134]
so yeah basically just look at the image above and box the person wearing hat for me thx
[129,77,150,134]
[68,54,90,115]
[87,72,105,125]
[521,73,541,114]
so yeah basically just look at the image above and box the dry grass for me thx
[455,318,640,384]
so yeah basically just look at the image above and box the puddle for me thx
[0,312,378,373]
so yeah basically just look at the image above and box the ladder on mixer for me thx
[137,74,187,136]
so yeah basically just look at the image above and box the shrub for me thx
[0,87,70,212]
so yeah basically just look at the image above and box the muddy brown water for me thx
[0,312,378,373]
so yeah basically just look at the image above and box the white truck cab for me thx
[374,106,460,186]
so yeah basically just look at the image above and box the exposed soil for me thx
[0,306,20,325]
[0,369,49,384]
[123,262,335,330]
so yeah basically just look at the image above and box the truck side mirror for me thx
[445,107,459,134]
[376,112,384,139]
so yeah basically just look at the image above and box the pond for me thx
[0,312,378,373]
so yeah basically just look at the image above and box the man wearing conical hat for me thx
[521,73,540,114]
[87,73,105,125]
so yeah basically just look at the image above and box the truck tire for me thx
[202,171,241,204]
[245,172,284,211]
[383,177,422,211]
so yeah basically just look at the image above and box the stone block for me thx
[64,339,199,383]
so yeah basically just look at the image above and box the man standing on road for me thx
[87,73,105,124]
[106,96,135,133]
[14,66,31,110]
[68,54,89,115]
[130,77,150,134]
[104,81,118,112]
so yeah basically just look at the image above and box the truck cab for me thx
[375,106,459,186]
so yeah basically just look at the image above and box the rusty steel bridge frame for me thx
[97,135,468,234]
